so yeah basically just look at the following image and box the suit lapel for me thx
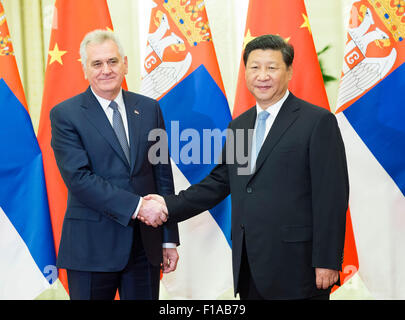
[248,94,300,183]
[123,90,142,174]
[80,87,130,167]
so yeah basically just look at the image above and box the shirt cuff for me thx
[133,197,176,249]
[162,243,177,248]
[132,197,143,219]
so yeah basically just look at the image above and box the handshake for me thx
[135,194,168,227]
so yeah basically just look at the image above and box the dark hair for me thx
[243,34,294,67]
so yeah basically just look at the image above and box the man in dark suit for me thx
[50,30,179,300]
[143,35,348,300]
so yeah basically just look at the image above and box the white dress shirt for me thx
[251,90,290,172]
[91,88,175,248]
[91,88,130,144]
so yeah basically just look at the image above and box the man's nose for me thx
[257,68,270,80]
[102,62,112,74]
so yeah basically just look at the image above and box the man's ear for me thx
[124,56,129,75]
[287,65,293,81]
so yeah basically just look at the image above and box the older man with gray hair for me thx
[50,29,179,300]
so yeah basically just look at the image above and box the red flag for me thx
[0,3,27,110]
[233,0,358,291]
[234,0,329,117]
[37,0,118,292]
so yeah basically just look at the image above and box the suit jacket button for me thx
[246,187,252,193]
[240,224,245,229]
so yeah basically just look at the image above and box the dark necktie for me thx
[109,100,130,163]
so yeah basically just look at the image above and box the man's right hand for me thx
[136,197,168,227]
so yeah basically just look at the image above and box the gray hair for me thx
[79,29,125,70]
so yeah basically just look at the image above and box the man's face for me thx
[245,49,292,109]
[84,39,128,100]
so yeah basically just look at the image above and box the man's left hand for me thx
[315,268,339,289]
[162,248,179,274]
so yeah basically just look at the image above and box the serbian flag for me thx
[233,0,359,293]
[141,0,233,299]
[0,3,56,299]
[37,0,116,293]
[336,0,405,299]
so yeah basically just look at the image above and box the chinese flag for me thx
[37,0,118,292]
[233,0,358,292]
[233,0,329,117]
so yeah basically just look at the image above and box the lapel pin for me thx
[134,109,140,115]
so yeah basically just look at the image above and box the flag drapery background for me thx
[141,0,233,299]
[2,0,403,299]
[336,0,405,299]
[233,0,330,117]
[0,2,56,299]
[37,0,117,294]
[3,0,348,132]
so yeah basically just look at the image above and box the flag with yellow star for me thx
[233,0,328,118]
[37,0,116,295]
[233,0,359,296]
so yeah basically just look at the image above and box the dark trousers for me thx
[237,237,330,300]
[66,224,160,300]
[238,237,264,300]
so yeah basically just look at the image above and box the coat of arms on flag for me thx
[141,0,214,100]
[335,0,405,299]
[337,0,404,111]
[0,10,13,57]
[141,0,233,299]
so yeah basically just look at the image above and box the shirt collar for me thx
[91,87,125,113]
[255,90,289,118]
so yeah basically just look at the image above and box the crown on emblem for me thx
[369,0,404,42]
[0,10,13,56]
[0,34,13,56]
[163,0,211,46]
